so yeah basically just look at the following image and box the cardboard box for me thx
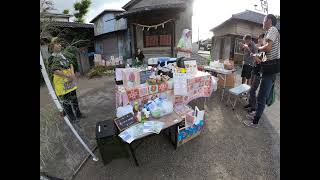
[217,73,235,88]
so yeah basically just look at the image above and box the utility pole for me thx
[254,0,268,14]
[198,25,200,50]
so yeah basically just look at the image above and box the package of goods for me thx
[116,105,133,118]
[167,79,174,89]
[139,84,149,97]
[184,60,198,75]
[223,60,234,70]
[158,57,176,67]
[149,84,158,94]
[140,70,153,84]
[158,67,173,78]
[122,68,140,88]
[148,58,158,65]
[158,82,168,92]
[126,88,140,102]
[115,68,125,81]
[217,73,235,88]
[94,54,102,65]
[210,60,223,69]
[150,99,173,118]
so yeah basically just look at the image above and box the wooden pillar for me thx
[171,20,175,57]
[78,47,90,75]
[132,23,137,57]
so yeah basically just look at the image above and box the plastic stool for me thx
[226,84,251,110]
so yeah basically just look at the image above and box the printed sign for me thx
[114,113,138,132]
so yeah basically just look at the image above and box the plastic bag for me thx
[116,105,133,118]
[209,60,220,68]
[149,99,173,118]
[211,76,218,91]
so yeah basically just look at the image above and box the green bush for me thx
[63,47,79,72]
[87,65,114,79]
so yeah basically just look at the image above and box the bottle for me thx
[137,111,141,122]
[133,101,139,113]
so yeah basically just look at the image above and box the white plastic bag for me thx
[211,76,218,91]
[116,105,133,118]
[150,99,173,118]
[194,106,205,125]
[160,99,173,115]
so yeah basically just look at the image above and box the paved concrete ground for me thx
[72,72,280,180]
[40,66,280,180]
[40,76,118,179]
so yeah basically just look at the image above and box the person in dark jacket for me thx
[244,33,265,113]
[133,48,145,66]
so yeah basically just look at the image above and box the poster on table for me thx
[173,73,188,96]
[184,60,197,75]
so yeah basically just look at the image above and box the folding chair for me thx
[226,84,251,110]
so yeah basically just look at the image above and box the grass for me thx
[40,105,64,170]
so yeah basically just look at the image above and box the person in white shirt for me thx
[243,14,280,128]
[176,29,192,58]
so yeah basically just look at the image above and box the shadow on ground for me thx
[40,72,280,180]
[73,88,280,180]
[40,76,117,179]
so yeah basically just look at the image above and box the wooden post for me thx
[76,50,83,75]
[79,47,90,74]
[133,23,137,56]
[171,20,175,57]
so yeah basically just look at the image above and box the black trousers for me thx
[59,90,81,121]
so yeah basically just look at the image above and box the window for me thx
[234,38,245,55]
[143,23,172,47]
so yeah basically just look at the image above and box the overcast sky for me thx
[51,0,280,41]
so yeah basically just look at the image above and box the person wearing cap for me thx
[48,37,85,123]
[176,29,192,58]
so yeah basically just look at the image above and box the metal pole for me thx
[40,50,98,162]
[198,25,200,50]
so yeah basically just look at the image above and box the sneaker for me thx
[246,111,256,119]
[243,120,258,128]
[244,104,251,109]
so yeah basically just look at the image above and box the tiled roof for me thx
[42,12,72,18]
[211,10,280,31]
[116,3,186,19]
[89,9,125,23]
[50,21,94,28]
[232,10,266,24]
